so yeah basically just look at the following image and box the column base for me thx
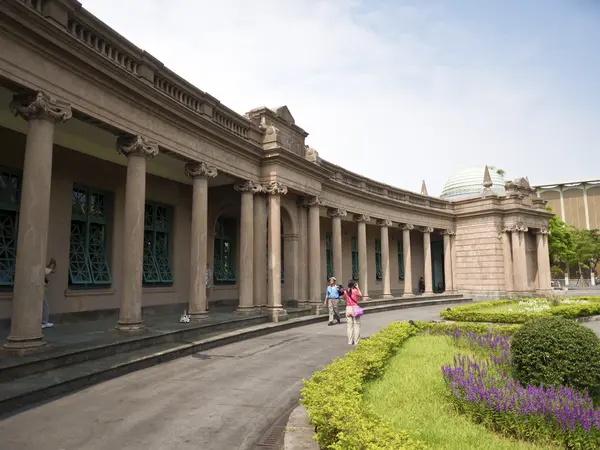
[403,292,415,298]
[188,312,209,322]
[382,293,394,299]
[3,333,46,354]
[424,291,434,296]
[309,303,328,315]
[266,307,288,322]
[234,306,258,316]
[115,321,146,332]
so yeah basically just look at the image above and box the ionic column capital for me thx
[184,161,217,179]
[117,135,159,158]
[401,223,414,231]
[303,195,323,206]
[234,180,264,194]
[508,223,528,233]
[327,208,347,218]
[9,91,72,123]
[265,181,288,196]
[440,229,456,236]
[421,226,434,233]
[533,225,549,235]
[353,214,371,223]
[376,219,392,227]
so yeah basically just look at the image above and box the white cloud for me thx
[85,0,599,194]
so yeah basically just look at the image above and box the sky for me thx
[84,0,600,196]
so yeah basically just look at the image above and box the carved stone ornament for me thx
[353,214,371,223]
[421,226,435,233]
[534,225,549,235]
[9,91,72,123]
[440,229,456,236]
[376,219,393,227]
[234,180,264,194]
[117,135,159,158]
[401,224,414,231]
[304,196,324,207]
[508,222,529,233]
[184,161,218,179]
[265,181,288,196]
[327,208,347,218]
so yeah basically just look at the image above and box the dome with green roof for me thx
[440,167,505,200]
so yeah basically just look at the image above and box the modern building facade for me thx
[0,0,552,352]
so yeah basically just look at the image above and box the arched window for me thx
[214,216,236,285]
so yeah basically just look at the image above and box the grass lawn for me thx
[363,335,549,450]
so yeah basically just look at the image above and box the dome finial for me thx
[420,180,428,196]
[482,166,493,193]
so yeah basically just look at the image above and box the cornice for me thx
[261,149,332,181]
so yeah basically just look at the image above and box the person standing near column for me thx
[343,280,362,346]
[323,277,341,326]
[42,258,57,329]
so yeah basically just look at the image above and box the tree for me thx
[546,207,573,265]
[488,165,506,176]
[567,228,600,279]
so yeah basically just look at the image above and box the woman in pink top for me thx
[343,280,362,346]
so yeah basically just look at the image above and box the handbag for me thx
[352,305,364,318]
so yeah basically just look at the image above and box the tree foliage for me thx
[546,207,573,265]
[568,228,600,277]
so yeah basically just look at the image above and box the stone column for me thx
[265,182,288,321]
[4,92,71,352]
[451,232,458,291]
[511,224,528,294]
[114,135,159,331]
[535,226,552,293]
[253,193,268,308]
[376,219,392,298]
[307,196,325,311]
[354,214,370,299]
[296,198,308,304]
[402,224,414,296]
[501,227,514,295]
[234,180,262,314]
[422,227,434,295]
[186,163,217,320]
[441,230,455,293]
[328,208,346,280]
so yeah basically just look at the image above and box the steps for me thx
[0,295,470,416]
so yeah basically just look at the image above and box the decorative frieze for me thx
[117,134,159,158]
[353,214,371,223]
[265,181,288,196]
[234,180,264,194]
[327,208,347,218]
[184,161,217,179]
[376,219,393,227]
[9,91,72,123]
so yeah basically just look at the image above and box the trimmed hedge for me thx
[440,297,600,323]
[301,322,426,449]
[417,321,521,336]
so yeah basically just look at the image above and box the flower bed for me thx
[442,327,600,449]
[440,297,600,323]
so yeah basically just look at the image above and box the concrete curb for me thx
[284,404,319,450]
[0,297,471,416]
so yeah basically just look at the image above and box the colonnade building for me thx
[0,0,552,351]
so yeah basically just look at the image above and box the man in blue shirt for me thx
[324,277,341,326]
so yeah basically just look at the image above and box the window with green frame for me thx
[143,202,173,285]
[375,239,382,281]
[397,240,405,280]
[0,169,21,287]
[69,186,112,286]
[214,216,236,285]
[351,236,359,280]
[326,232,333,279]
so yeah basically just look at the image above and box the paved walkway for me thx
[1,303,598,450]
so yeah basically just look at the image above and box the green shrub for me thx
[301,321,426,449]
[511,316,600,396]
[417,321,521,336]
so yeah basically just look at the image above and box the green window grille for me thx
[375,239,382,281]
[0,169,21,287]
[69,186,112,286]
[325,232,333,279]
[265,219,284,283]
[351,236,359,280]
[143,202,173,285]
[214,216,236,285]
[398,240,405,280]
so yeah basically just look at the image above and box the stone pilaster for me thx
[511,223,528,294]
[441,230,455,293]
[422,227,434,295]
[186,162,217,319]
[4,91,71,352]
[265,182,288,321]
[253,193,268,308]
[500,226,514,294]
[306,196,325,311]
[377,219,393,299]
[354,214,371,299]
[401,224,414,296]
[534,226,552,294]
[114,134,159,331]
[234,180,263,314]
[328,208,347,281]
